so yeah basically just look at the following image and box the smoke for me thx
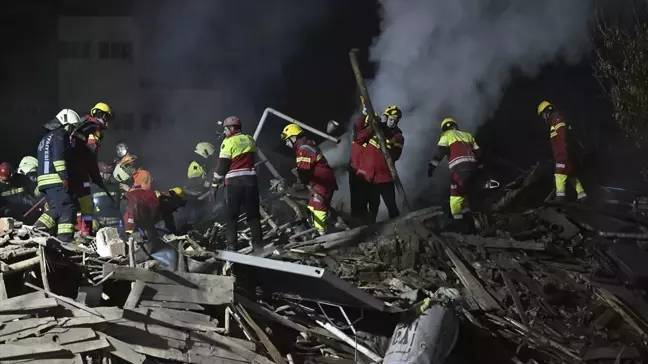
[363,0,594,200]
[130,0,335,187]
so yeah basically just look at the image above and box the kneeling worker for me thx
[281,124,338,235]
[121,187,186,236]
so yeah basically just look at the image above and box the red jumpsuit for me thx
[122,189,177,234]
[359,119,404,222]
[348,116,373,222]
[294,138,337,234]
[548,111,586,199]
[69,116,104,235]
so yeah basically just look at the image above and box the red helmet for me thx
[223,116,241,127]
[0,162,12,181]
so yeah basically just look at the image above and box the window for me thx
[98,41,133,60]
[141,114,161,131]
[58,41,91,59]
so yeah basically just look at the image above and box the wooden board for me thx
[0,342,65,359]
[138,300,205,311]
[103,264,235,289]
[15,328,96,346]
[0,292,58,313]
[98,332,146,364]
[0,317,58,342]
[142,283,232,305]
[125,308,223,333]
[124,280,145,309]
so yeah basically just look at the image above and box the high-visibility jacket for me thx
[0,174,37,211]
[361,123,404,184]
[350,115,373,176]
[131,169,152,190]
[548,111,571,175]
[430,129,480,172]
[214,130,257,186]
[294,138,338,196]
[36,128,69,190]
[187,160,206,179]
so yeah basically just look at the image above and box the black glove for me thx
[427,163,436,178]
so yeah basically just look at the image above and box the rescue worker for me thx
[0,162,38,221]
[34,109,82,242]
[281,124,338,235]
[16,156,39,199]
[114,142,129,165]
[69,102,113,236]
[428,117,482,228]
[118,154,152,191]
[537,101,587,202]
[91,162,122,230]
[211,116,263,251]
[348,97,373,224]
[121,187,186,236]
[187,142,216,191]
[363,105,404,223]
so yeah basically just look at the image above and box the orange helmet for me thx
[120,154,138,166]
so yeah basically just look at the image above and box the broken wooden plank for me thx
[124,280,145,309]
[0,297,58,314]
[146,307,215,325]
[1,256,41,274]
[138,300,205,311]
[502,271,529,327]
[427,230,500,311]
[62,336,109,354]
[24,282,103,318]
[124,307,224,333]
[58,307,123,327]
[0,291,57,313]
[15,328,96,346]
[0,342,65,360]
[236,303,288,364]
[235,293,308,332]
[190,330,274,364]
[142,283,232,305]
[103,264,235,289]
[0,317,58,342]
[0,272,7,300]
[98,332,146,364]
[460,235,545,251]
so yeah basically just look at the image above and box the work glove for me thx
[427,163,436,178]
[203,179,212,188]
[120,183,131,192]
[380,115,388,124]
[62,179,68,191]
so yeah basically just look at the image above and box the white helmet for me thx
[112,162,131,183]
[194,142,216,159]
[55,109,81,126]
[17,156,38,175]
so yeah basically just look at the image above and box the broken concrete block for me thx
[0,218,15,234]
[95,227,125,258]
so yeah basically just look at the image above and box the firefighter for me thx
[0,162,38,221]
[348,98,374,224]
[118,154,152,191]
[16,156,39,199]
[281,124,338,235]
[121,187,186,236]
[537,101,587,202]
[187,142,215,191]
[428,117,482,227]
[69,102,113,237]
[91,162,122,230]
[362,105,405,223]
[211,116,263,251]
[34,109,82,242]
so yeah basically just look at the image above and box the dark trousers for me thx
[348,167,370,224]
[225,184,262,250]
[368,181,399,223]
[34,186,77,242]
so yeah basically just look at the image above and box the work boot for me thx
[577,194,588,204]
[554,195,566,203]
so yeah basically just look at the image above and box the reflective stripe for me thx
[53,160,66,172]
[296,157,311,164]
[83,182,91,188]
[57,223,75,234]
[225,169,256,179]
[0,187,25,196]
[430,160,440,167]
[37,174,63,188]
[37,214,55,228]
[448,156,478,169]
[555,163,566,169]
[93,191,119,198]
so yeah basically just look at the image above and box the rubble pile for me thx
[1,190,648,363]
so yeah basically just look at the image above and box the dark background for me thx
[0,0,636,198]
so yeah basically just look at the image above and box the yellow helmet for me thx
[537,101,553,116]
[383,105,402,118]
[91,102,113,117]
[441,117,457,130]
[194,142,215,159]
[281,124,303,140]
[169,187,185,200]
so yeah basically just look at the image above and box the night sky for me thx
[0,0,631,196]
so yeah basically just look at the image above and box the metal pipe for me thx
[253,107,340,143]
[315,320,382,363]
